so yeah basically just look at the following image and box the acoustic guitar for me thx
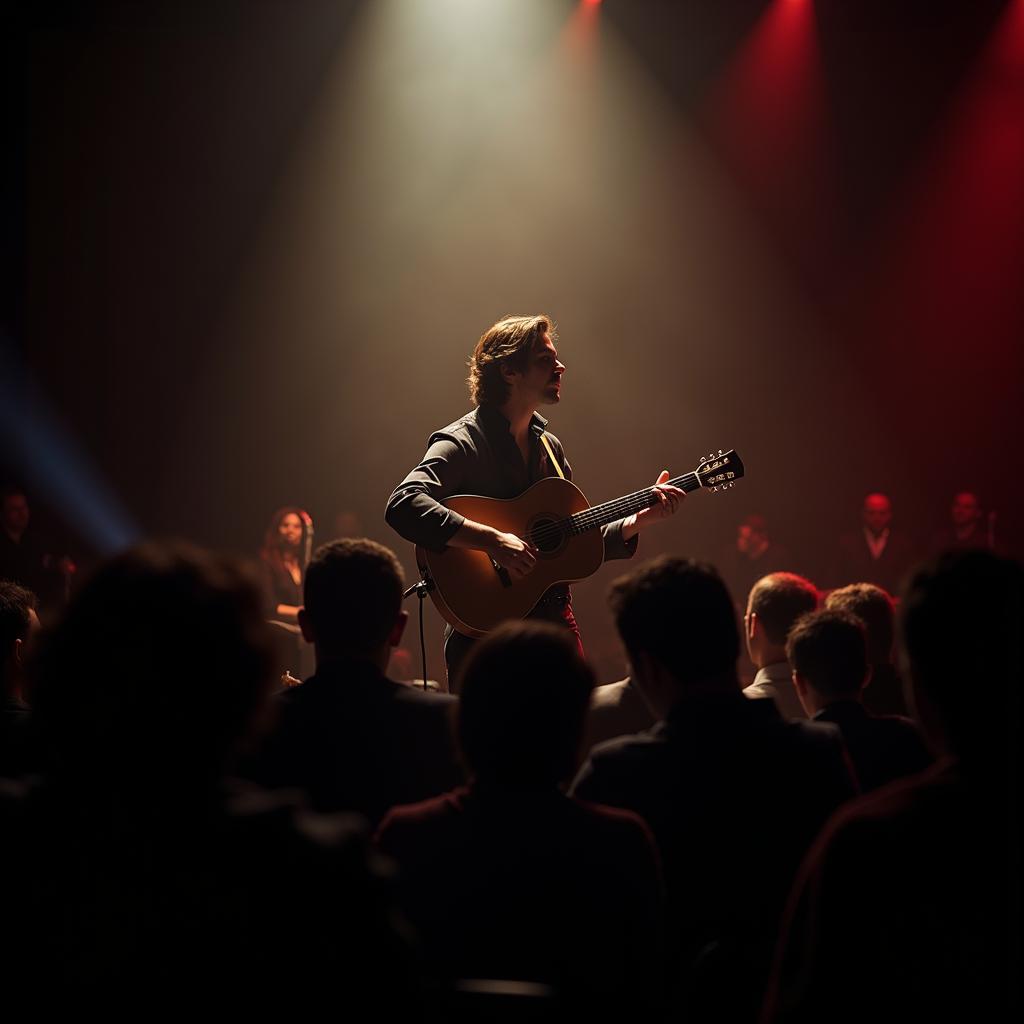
[415,449,745,637]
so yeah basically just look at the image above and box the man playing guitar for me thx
[385,314,685,685]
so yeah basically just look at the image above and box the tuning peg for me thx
[718,449,723,456]
[699,455,706,463]
[707,452,714,461]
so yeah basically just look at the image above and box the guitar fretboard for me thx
[526,472,701,546]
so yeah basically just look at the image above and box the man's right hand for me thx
[487,530,538,579]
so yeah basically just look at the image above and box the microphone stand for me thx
[403,573,435,691]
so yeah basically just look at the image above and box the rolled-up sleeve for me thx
[601,519,639,561]
[385,435,470,552]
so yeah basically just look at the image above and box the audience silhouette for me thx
[742,572,819,719]
[765,550,1022,1022]
[786,608,933,792]
[246,537,463,824]
[0,542,413,1010]
[825,582,906,715]
[572,557,856,1021]
[378,621,667,1013]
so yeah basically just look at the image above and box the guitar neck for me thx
[567,472,702,537]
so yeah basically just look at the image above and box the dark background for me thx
[4,0,1023,680]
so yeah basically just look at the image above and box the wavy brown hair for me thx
[466,314,556,407]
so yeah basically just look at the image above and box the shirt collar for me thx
[476,405,549,438]
[753,661,792,687]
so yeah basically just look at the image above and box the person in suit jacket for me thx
[742,572,819,719]
[786,609,933,792]
[765,550,1022,1023]
[824,583,907,716]
[571,557,856,1022]
[834,493,915,595]
[247,537,462,825]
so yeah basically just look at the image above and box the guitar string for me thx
[567,474,698,531]
[532,472,701,541]
[521,455,741,545]
[525,471,706,546]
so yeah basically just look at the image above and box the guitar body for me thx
[416,476,604,638]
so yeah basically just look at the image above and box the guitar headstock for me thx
[696,449,745,492]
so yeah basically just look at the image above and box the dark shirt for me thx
[765,760,1019,1022]
[0,696,38,779]
[862,662,908,717]
[245,656,463,825]
[377,782,666,1010]
[834,529,916,595]
[572,691,857,1018]
[259,557,302,619]
[0,777,415,1010]
[813,700,933,793]
[385,404,637,561]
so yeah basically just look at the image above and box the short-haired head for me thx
[862,493,893,532]
[0,580,37,689]
[825,583,895,664]
[302,538,404,659]
[29,541,276,779]
[747,572,819,646]
[456,621,595,789]
[467,314,556,408]
[787,610,868,701]
[900,550,1022,763]
[609,556,740,686]
[951,491,982,527]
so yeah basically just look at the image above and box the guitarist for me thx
[385,314,685,685]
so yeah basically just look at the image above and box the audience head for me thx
[736,514,769,556]
[950,491,982,530]
[609,556,740,714]
[457,621,594,789]
[467,314,556,408]
[261,506,311,563]
[787,610,869,716]
[1,487,31,540]
[30,541,276,784]
[300,538,407,666]
[899,550,1022,768]
[825,583,895,665]
[0,580,39,697]
[745,572,818,668]
[862,493,893,535]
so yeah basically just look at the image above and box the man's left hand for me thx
[622,470,686,539]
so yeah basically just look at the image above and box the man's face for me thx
[2,494,30,535]
[515,333,565,407]
[862,494,892,534]
[951,492,981,527]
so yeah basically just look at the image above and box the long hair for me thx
[259,506,314,576]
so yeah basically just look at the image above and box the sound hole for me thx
[529,516,567,556]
